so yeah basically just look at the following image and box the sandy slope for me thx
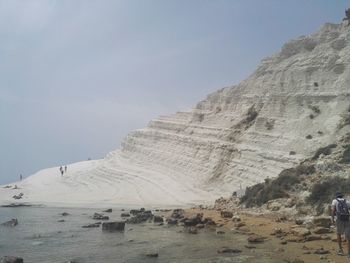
[0,150,217,207]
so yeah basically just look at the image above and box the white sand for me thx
[0,150,217,207]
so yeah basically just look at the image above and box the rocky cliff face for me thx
[3,20,349,207]
[120,21,350,195]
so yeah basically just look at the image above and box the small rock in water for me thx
[82,222,101,228]
[166,218,178,225]
[61,212,70,216]
[102,221,125,232]
[170,209,185,219]
[1,219,18,227]
[145,253,158,258]
[0,256,23,263]
[217,247,242,254]
[103,209,112,213]
[186,227,198,234]
[58,220,65,223]
[153,215,163,223]
[121,213,130,217]
[93,213,109,220]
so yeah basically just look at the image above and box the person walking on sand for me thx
[20,174,22,181]
[64,165,67,173]
[59,166,64,176]
[331,192,350,256]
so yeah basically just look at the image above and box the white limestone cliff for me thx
[1,21,349,207]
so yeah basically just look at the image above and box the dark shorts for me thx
[336,219,350,237]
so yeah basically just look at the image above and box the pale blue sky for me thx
[0,0,349,184]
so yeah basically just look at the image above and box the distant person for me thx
[65,165,67,173]
[331,192,350,256]
[20,174,22,181]
[59,166,64,176]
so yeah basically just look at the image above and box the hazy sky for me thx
[0,0,348,184]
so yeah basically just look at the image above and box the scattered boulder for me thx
[217,247,241,254]
[126,210,153,224]
[93,213,109,220]
[291,227,311,237]
[184,213,203,227]
[247,235,265,243]
[102,221,125,232]
[314,248,329,255]
[202,217,216,226]
[121,213,130,217]
[285,198,297,208]
[216,230,225,235]
[61,212,70,216]
[153,216,163,223]
[145,253,158,258]
[234,222,246,228]
[313,227,331,234]
[220,211,233,218]
[0,257,23,263]
[304,235,323,242]
[82,222,101,228]
[1,219,18,227]
[267,201,281,211]
[345,8,350,21]
[244,245,256,249]
[170,209,185,219]
[186,227,198,234]
[312,217,331,228]
[166,218,178,225]
[103,209,112,213]
[12,193,23,200]
[232,215,241,222]
[295,218,304,225]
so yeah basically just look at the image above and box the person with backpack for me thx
[331,192,350,256]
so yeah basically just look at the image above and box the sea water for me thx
[0,207,279,263]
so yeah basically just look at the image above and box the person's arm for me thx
[331,199,337,224]
[331,205,336,224]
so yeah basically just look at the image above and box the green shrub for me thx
[338,114,350,130]
[307,176,350,213]
[309,105,321,114]
[312,144,337,160]
[340,145,350,163]
[246,106,258,123]
[240,164,315,207]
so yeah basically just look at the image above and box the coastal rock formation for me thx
[0,18,349,207]
[1,219,18,227]
[0,257,23,263]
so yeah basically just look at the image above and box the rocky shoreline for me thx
[1,199,350,263]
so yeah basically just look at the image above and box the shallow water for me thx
[0,207,279,263]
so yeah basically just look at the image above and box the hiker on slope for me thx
[331,192,350,256]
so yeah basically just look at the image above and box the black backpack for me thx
[336,198,350,222]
